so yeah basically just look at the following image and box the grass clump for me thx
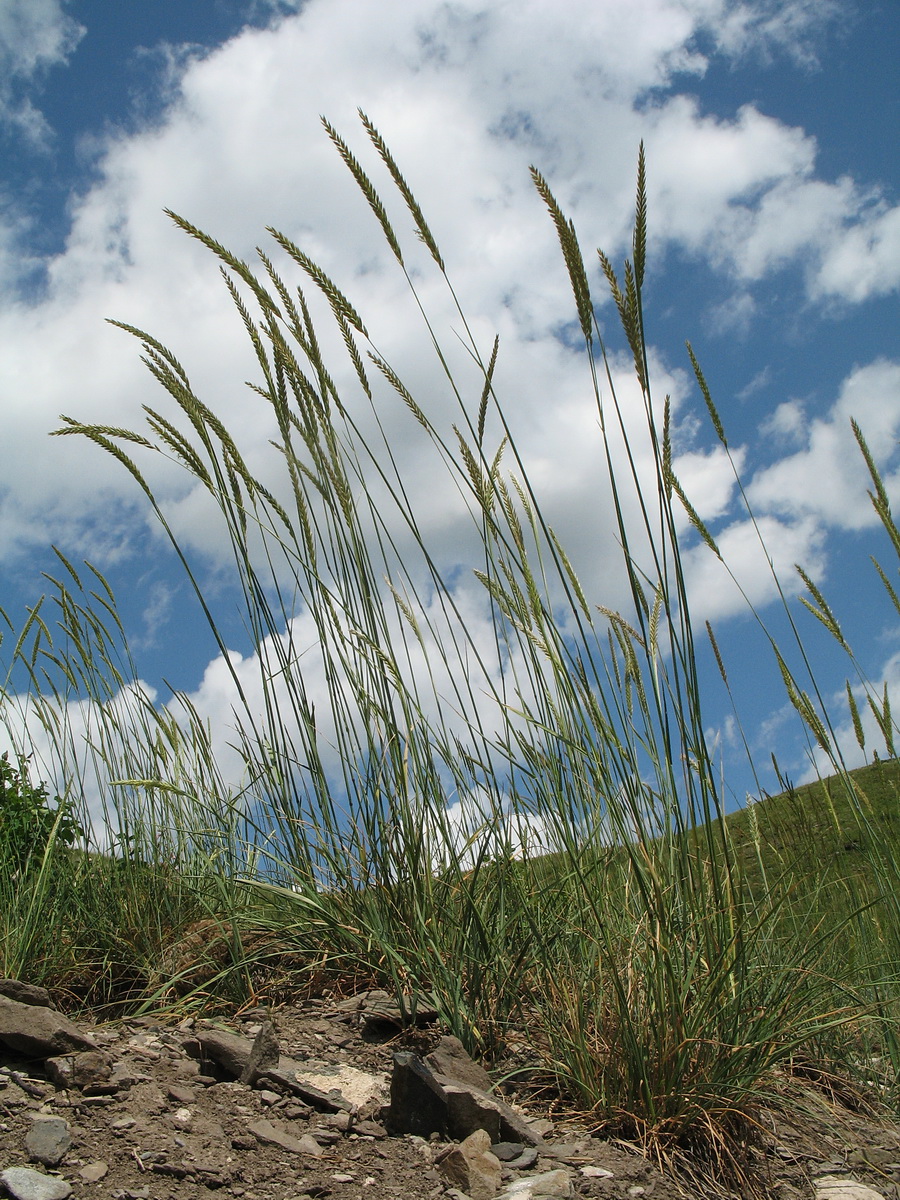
[1,118,898,1186]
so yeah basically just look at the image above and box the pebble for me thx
[79,1161,109,1183]
[25,1115,72,1167]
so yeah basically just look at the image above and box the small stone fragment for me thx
[580,1165,614,1179]
[0,1166,73,1200]
[25,1115,72,1167]
[79,1162,109,1183]
[426,1036,493,1093]
[240,1019,280,1085]
[248,1117,324,1156]
[497,1169,574,1199]
[438,1129,503,1200]
[72,1051,113,1092]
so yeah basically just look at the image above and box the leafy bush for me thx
[0,751,83,870]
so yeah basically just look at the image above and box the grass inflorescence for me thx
[2,117,899,1189]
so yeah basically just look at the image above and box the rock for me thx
[0,980,53,1008]
[0,996,96,1059]
[240,1019,280,1084]
[580,1165,614,1179]
[0,1166,73,1200]
[385,1052,452,1137]
[815,1178,887,1200]
[247,1117,324,1156]
[255,1066,354,1113]
[79,1162,109,1183]
[386,1051,542,1145]
[25,1114,72,1166]
[497,1169,574,1199]
[187,1028,254,1078]
[335,989,440,1032]
[438,1129,503,1200]
[281,1061,385,1110]
[426,1035,493,1093]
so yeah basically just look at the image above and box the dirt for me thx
[1,995,899,1200]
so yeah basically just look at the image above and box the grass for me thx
[1,118,899,1191]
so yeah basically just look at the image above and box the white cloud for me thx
[748,359,900,529]
[0,0,84,143]
[0,0,888,632]
[682,512,826,622]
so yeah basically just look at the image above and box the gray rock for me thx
[0,1166,73,1200]
[255,1066,354,1113]
[0,980,52,1008]
[186,1028,254,1078]
[25,1115,72,1166]
[240,1019,280,1085]
[438,1129,503,1200]
[426,1035,493,1093]
[247,1117,324,1156]
[386,1052,543,1145]
[498,1169,574,1199]
[0,996,96,1059]
[385,1052,452,1137]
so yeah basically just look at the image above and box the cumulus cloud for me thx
[0,0,893,680]
[748,359,900,529]
[0,0,83,143]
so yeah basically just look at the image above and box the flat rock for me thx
[815,1178,887,1200]
[79,1161,109,1183]
[25,1115,72,1166]
[248,1117,324,1156]
[0,996,96,1059]
[0,980,52,1008]
[498,1169,574,1199]
[0,1166,73,1200]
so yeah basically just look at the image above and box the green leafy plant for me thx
[0,750,83,870]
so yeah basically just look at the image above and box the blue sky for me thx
[1,0,898,815]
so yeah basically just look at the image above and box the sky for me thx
[0,0,898,820]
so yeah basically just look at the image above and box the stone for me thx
[0,1167,73,1200]
[0,997,96,1059]
[815,1178,887,1200]
[386,1052,543,1144]
[72,1051,113,1091]
[240,1019,280,1085]
[0,980,53,1008]
[79,1162,109,1183]
[255,1066,354,1113]
[248,1117,324,1156]
[25,1115,72,1166]
[580,1165,614,1179]
[187,1028,254,1078]
[497,1169,574,1199]
[426,1036,493,1093]
[438,1129,503,1200]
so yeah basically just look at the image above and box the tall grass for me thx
[2,117,898,1182]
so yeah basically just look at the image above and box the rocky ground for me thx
[1,979,899,1200]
